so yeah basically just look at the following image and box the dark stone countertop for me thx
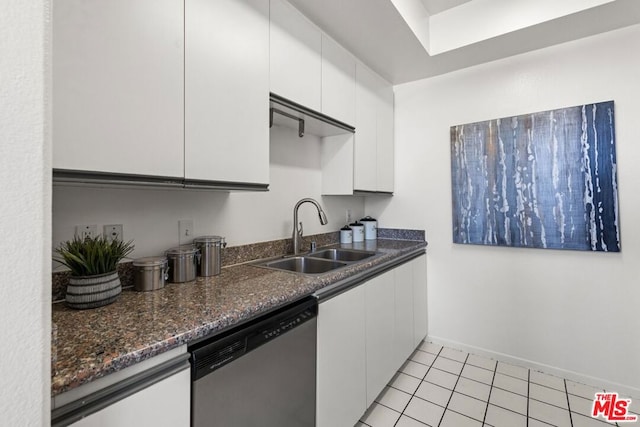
[51,238,426,397]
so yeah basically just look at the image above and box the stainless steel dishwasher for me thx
[189,296,317,427]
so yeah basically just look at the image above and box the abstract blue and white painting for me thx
[450,101,620,252]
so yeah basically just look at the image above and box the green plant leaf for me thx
[54,235,135,277]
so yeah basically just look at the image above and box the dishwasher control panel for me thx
[190,297,317,380]
[256,308,315,340]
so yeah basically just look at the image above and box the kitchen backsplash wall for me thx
[52,125,365,271]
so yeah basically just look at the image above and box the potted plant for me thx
[55,235,134,309]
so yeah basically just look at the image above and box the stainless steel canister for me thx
[165,245,200,283]
[133,256,169,291]
[193,235,226,277]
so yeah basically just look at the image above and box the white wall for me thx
[367,24,640,394]
[0,0,51,425]
[53,125,364,264]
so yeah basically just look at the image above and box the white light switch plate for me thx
[178,219,194,245]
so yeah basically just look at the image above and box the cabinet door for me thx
[317,286,366,427]
[53,0,184,178]
[321,134,354,195]
[377,84,395,193]
[354,62,395,193]
[71,368,190,427]
[365,271,396,406]
[354,63,378,191]
[270,0,322,111]
[321,35,356,125]
[185,0,269,185]
[412,255,428,346]
[394,262,415,368]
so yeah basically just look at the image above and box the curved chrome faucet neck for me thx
[292,198,328,254]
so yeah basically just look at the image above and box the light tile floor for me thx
[357,342,639,427]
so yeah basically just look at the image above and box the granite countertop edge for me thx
[52,238,427,397]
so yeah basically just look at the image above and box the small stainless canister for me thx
[133,256,169,291]
[165,245,200,283]
[193,235,226,277]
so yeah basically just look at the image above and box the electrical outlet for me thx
[346,209,352,224]
[75,224,97,239]
[178,219,194,245]
[103,224,124,242]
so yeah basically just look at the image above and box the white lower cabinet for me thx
[316,284,367,427]
[70,367,190,427]
[413,255,428,347]
[394,262,415,369]
[317,254,427,427]
[365,271,396,407]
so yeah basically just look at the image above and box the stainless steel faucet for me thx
[292,198,328,254]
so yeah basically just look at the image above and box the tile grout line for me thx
[379,344,628,427]
[392,345,443,427]
[564,378,574,427]
[494,364,534,383]
[602,386,620,427]
[387,345,617,427]
[481,358,498,426]
[527,368,530,427]
[435,352,469,427]
[527,387,585,413]
[400,413,431,426]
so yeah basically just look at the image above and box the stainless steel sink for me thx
[255,248,379,275]
[307,248,376,262]
[262,257,347,274]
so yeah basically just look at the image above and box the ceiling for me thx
[287,0,640,84]
[419,0,471,14]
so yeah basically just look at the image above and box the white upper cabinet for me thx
[377,84,395,193]
[354,63,379,192]
[321,35,356,125]
[185,0,270,186]
[321,61,394,195]
[53,0,184,178]
[321,134,354,195]
[354,62,395,193]
[270,0,322,111]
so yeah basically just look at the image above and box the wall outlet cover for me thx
[103,224,123,242]
[75,224,98,239]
